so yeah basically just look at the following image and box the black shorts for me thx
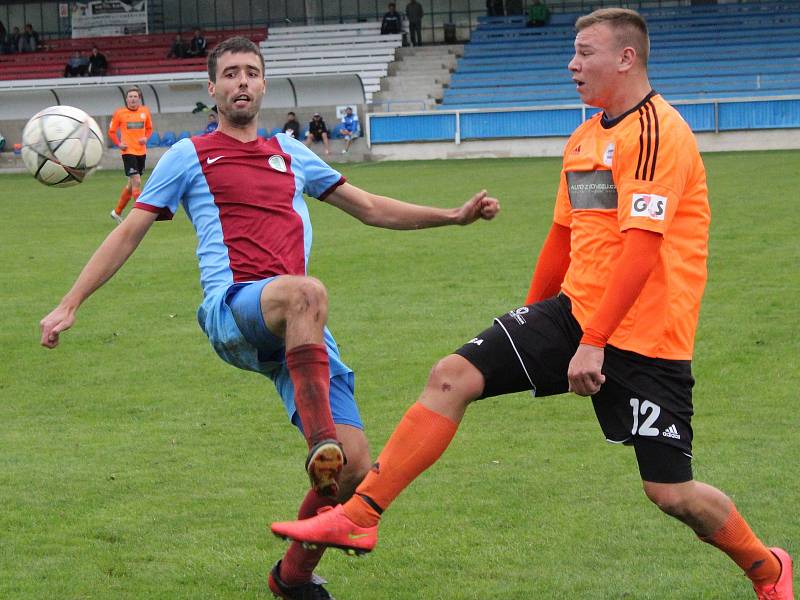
[122,154,146,176]
[455,293,695,483]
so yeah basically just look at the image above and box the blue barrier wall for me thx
[368,98,800,145]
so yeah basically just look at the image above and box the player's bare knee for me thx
[286,277,328,321]
[643,482,691,519]
[425,355,482,406]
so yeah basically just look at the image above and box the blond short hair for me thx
[575,8,650,67]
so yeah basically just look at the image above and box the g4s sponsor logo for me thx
[631,193,667,221]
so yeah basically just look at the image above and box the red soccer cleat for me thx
[753,548,794,600]
[271,504,377,556]
[305,439,345,498]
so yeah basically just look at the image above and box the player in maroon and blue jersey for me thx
[39,36,499,599]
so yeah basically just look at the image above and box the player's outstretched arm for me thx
[324,182,499,230]
[40,208,158,349]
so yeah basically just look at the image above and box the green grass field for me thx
[1,151,797,599]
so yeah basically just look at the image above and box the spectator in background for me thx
[486,0,504,17]
[20,23,40,52]
[63,51,89,77]
[187,28,207,57]
[304,112,331,156]
[527,0,551,27]
[406,0,424,46]
[0,21,7,54]
[339,107,360,154]
[282,111,301,139]
[8,26,22,53]
[506,0,524,15]
[381,3,402,35]
[167,33,188,58]
[204,110,218,134]
[88,46,108,76]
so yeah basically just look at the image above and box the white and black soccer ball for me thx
[21,105,104,187]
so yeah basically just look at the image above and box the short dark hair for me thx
[125,86,142,99]
[207,36,265,83]
[575,8,650,67]
[287,111,296,117]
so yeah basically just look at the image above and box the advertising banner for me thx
[71,1,148,39]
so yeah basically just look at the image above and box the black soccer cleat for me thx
[268,560,335,600]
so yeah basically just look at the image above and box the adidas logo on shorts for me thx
[662,424,681,439]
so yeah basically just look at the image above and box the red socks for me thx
[278,489,337,585]
[285,343,336,448]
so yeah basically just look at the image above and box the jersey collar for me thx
[600,90,657,129]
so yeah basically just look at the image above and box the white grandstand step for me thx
[266,64,387,76]
[369,98,437,112]
[268,22,381,36]
[372,91,434,102]
[263,48,396,62]
[382,79,443,92]
[390,65,451,77]
[395,44,464,57]
[396,57,456,68]
[265,57,393,70]
[261,34,401,48]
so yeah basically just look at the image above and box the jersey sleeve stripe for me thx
[641,103,653,182]
[647,100,660,181]
[635,107,646,181]
[635,102,660,182]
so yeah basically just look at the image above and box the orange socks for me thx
[701,508,781,585]
[114,186,132,216]
[344,402,458,527]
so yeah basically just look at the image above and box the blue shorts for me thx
[196,277,363,431]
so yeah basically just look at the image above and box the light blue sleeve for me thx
[275,133,345,199]
[135,139,197,218]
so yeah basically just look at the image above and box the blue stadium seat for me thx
[330,124,344,139]
[442,2,800,109]
[270,127,283,137]
[257,127,268,138]
[159,131,177,147]
[177,130,191,141]
[147,132,161,148]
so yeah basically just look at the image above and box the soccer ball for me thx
[21,105,104,187]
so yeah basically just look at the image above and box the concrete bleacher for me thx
[0,28,266,81]
[440,1,800,109]
[260,22,402,102]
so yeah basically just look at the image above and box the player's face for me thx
[568,23,623,108]
[209,51,266,127]
[126,91,141,110]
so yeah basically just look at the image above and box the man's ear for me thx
[619,46,636,73]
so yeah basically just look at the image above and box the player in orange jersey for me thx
[272,8,793,599]
[108,86,153,224]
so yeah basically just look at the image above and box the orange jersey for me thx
[553,92,710,360]
[109,105,153,156]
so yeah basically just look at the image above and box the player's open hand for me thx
[567,343,606,396]
[455,190,500,225]
[40,305,76,349]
